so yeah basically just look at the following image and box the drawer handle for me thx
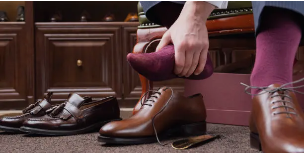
[77,60,82,67]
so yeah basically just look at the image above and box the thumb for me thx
[156,31,171,52]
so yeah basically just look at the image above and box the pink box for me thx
[184,73,304,126]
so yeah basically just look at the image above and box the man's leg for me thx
[250,6,302,94]
[248,2,304,153]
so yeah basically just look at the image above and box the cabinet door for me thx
[0,23,28,109]
[35,23,122,103]
[121,26,140,106]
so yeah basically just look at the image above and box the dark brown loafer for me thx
[0,92,54,133]
[98,87,207,145]
[20,93,121,136]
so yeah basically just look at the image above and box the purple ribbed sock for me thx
[250,8,302,95]
[127,44,213,81]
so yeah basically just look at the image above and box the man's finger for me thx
[194,48,208,75]
[174,43,186,75]
[179,49,194,77]
[156,31,171,52]
[185,51,200,77]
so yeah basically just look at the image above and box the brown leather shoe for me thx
[124,13,138,22]
[0,92,54,133]
[98,87,207,144]
[249,84,304,152]
[20,93,121,136]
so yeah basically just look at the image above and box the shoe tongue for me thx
[68,93,84,107]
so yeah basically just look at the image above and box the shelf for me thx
[35,22,139,27]
[33,1,138,22]
[0,22,25,25]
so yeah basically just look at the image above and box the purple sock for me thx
[127,44,213,81]
[250,8,302,95]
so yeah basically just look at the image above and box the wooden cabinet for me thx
[34,23,184,107]
[0,23,28,109]
[0,19,184,109]
[35,23,133,104]
[0,1,185,109]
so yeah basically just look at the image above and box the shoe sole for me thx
[250,132,262,151]
[98,121,206,145]
[20,118,122,136]
[0,125,23,133]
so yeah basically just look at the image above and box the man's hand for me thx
[156,1,215,77]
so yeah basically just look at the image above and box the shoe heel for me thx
[250,133,262,151]
[173,121,207,137]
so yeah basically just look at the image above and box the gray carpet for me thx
[0,111,260,153]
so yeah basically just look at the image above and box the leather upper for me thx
[23,94,120,130]
[250,84,304,153]
[100,87,206,137]
[0,92,53,128]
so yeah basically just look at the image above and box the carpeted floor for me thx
[0,111,260,153]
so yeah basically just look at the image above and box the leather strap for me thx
[38,99,52,111]
[30,99,51,115]
[63,102,82,119]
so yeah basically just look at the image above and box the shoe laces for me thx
[139,89,162,107]
[138,87,174,145]
[241,78,304,117]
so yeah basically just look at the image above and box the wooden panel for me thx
[0,23,28,109]
[35,23,122,103]
[122,26,141,102]
[25,2,35,104]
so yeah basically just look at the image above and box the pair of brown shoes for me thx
[0,92,121,135]
[98,83,304,153]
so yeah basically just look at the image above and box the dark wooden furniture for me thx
[0,1,156,109]
[0,2,303,112]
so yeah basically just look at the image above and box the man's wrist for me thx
[184,1,215,22]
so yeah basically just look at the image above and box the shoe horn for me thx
[172,134,220,150]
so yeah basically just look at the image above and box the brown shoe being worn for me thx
[0,92,54,133]
[98,87,207,145]
[20,93,121,136]
[247,83,304,153]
